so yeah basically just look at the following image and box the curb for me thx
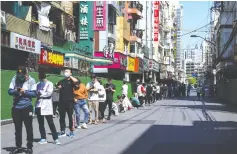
[1,115,37,126]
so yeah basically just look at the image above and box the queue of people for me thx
[8,66,143,154]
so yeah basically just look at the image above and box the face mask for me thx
[64,72,70,78]
[17,74,26,82]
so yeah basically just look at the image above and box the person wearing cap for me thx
[86,75,101,124]
[57,69,78,138]
[8,65,37,154]
[35,72,61,145]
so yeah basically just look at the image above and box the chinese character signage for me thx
[79,2,91,40]
[134,58,139,73]
[64,57,78,69]
[143,57,149,70]
[10,32,41,54]
[39,49,64,67]
[127,57,135,72]
[93,1,106,31]
[94,52,127,70]
[153,1,160,42]
[139,58,144,72]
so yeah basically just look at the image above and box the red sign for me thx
[94,52,127,70]
[39,49,64,67]
[153,1,160,42]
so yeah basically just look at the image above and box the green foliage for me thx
[1,70,132,120]
[188,77,197,85]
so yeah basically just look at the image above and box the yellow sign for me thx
[127,57,135,72]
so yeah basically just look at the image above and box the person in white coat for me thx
[98,79,106,123]
[35,72,61,145]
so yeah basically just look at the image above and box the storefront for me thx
[2,32,41,70]
[38,48,64,74]
[129,57,143,82]
[93,52,127,80]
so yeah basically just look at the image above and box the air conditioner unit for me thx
[1,11,6,24]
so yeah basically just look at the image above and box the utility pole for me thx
[143,1,148,83]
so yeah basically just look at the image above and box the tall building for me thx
[174,4,183,70]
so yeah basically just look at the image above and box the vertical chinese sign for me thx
[153,1,160,42]
[79,1,93,56]
[93,1,106,31]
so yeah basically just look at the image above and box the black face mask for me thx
[16,73,26,82]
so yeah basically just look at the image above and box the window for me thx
[108,24,114,34]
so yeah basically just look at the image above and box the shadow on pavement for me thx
[121,121,237,154]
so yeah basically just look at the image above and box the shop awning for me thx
[65,53,113,65]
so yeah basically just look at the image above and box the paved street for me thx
[2,93,237,154]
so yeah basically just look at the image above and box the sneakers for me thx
[67,131,75,138]
[81,123,88,129]
[25,148,33,154]
[76,126,81,129]
[38,139,47,144]
[9,148,23,154]
[54,139,61,145]
[58,131,66,137]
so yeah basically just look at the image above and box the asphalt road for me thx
[1,93,237,154]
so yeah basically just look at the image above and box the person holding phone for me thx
[35,72,61,145]
[8,66,37,154]
[104,78,116,120]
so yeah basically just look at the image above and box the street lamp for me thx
[190,35,216,46]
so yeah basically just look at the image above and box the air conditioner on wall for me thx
[1,11,6,24]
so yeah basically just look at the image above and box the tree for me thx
[188,77,197,85]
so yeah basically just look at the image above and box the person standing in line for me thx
[86,75,100,124]
[57,69,78,138]
[35,72,61,145]
[196,84,202,101]
[146,83,153,106]
[122,81,128,98]
[137,82,146,106]
[152,82,157,103]
[104,78,116,120]
[52,82,60,118]
[97,79,106,123]
[187,84,191,97]
[73,80,89,129]
[8,66,36,154]
[156,83,161,101]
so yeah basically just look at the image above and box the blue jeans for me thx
[74,99,89,126]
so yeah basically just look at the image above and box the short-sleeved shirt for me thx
[86,81,100,101]
[105,83,116,101]
[58,79,76,102]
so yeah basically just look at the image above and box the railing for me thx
[129,1,143,13]
[131,29,143,39]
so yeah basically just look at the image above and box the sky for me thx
[180,1,212,49]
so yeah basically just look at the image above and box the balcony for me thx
[130,29,143,43]
[5,13,53,45]
[127,1,143,19]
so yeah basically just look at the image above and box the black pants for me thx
[53,101,59,115]
[99,102,105,119]
[58,102,74,132]
[138,96,144,105]
[12,105,33,149]
[35,108,58,140]
[104,99,113,117]
[146,95,152,105]
[156,93,160,100]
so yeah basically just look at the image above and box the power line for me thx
[181,19,218,37]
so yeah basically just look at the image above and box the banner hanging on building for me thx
[94,52,127,70]
[39,49,64,67]
[93,1,106,31]
[153,1,160,42]
[10,32,41,54]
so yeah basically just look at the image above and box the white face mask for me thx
[64,72,70,78]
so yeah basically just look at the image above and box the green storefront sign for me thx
[79,1,94,56]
